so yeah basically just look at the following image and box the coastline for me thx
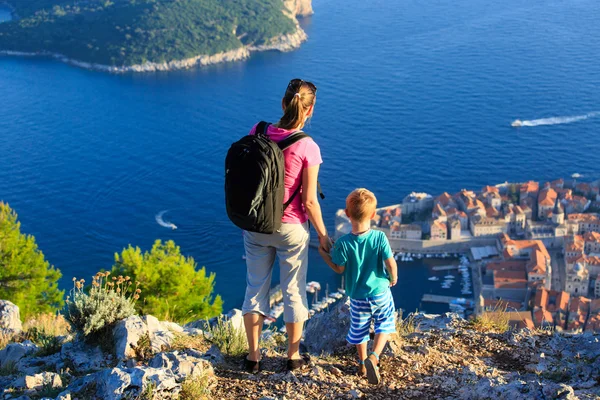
[0,27,308,73]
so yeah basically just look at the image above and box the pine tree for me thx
[0,202,64,319]
[112,240,223,323]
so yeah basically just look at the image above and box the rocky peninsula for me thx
[0,0,313,73]
[1,299,599,400]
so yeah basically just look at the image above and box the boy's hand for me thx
[318,246,332,260]
[389,277,397,287]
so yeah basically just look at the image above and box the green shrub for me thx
[27,327,63,357]
[0,202,64,319]
[179,372,212,400]
[396,311,420,337]
[65,272,139,340]
[112,240,222,324]
[0,361,18,376]
[204,317,247,357]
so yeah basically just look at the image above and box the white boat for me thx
[511,119,523,127]
[428,277,440,281]
[306,281,321,293]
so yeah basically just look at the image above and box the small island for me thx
[0,0,313,72]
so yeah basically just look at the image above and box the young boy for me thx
[319,188,398,385]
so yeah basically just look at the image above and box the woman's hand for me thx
[319,234,332,253]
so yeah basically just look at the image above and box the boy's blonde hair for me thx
[346,188,377,222]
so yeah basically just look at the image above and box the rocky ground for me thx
[1,299,599,400]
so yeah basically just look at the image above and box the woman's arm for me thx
[302,165,331,251]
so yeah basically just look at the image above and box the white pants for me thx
[242,222,310,323]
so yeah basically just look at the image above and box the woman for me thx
[242,79,331,373]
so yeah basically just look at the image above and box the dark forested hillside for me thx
[0,0,297,66]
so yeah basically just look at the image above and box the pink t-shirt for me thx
[250,123,322,224]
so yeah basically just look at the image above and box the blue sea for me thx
[1,0,600,315]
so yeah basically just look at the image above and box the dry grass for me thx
[0,330,14,351]
[396,311,420,337]
[179,372,213,400]
[204,318,247,357]
[468,304,510,334]
[170,332,211,353]
[23,313,71,337]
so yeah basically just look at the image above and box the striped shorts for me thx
[347,289,396,345]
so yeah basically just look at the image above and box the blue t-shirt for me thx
[331,229,394,300]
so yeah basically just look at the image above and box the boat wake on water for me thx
[511,112,599,127]
[155,210,177,230]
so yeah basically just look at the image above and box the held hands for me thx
[319,234,333,253]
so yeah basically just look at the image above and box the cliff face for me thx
[284,0,314,18]
[4,303,597,400]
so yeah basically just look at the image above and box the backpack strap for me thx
[279,131,310,211]
[277,131,310,151]
[278,131,326,209]
[256,121,270,136]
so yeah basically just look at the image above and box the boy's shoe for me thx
[286,354,310,371]
[244,356,261,374]
[364,353,381,385]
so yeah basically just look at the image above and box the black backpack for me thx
[225,121,310,234]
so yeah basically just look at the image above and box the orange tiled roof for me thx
[482,185,500,194]
[493,270,527,289]
[538,188,558,207]
[520,181,539,194]
[583,231,600,243]
[569,296,591,313]
[590,299,600,313]
[533,309,554,326]
[534,288,549,309]
[486,206,500,218]
[486,260,527,272]
[433,203,447,217]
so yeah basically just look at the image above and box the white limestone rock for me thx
[0,341,38,369]
[60,341,108,374]
[11,371,63,392]
[0,300,22,332]
[303,298,351,355]
[97,366,178,400]
[113,315,146,360]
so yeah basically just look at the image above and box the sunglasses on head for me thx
[288,79,317,95]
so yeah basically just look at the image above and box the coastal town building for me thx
[402,192,433,215]
[448,218,461,240]
[585,299,600,332]
[469,215,508,237]
[538,187,558,220]
[481,186,502,210]
[566,214,600,235]
[390,224,422,240]
[482,260,528,303]
[503,204,527,235]
[596,275,600,298]
[583,232,600,254]
[562,195,590,215]
[497,234,552,290]
[430,220,447,240]
[434,192,458,210]
[565,235,585,258]
[432,204,447,222]
[532,288,569,329]
[565,261,590,296]
[567,296,591,332]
